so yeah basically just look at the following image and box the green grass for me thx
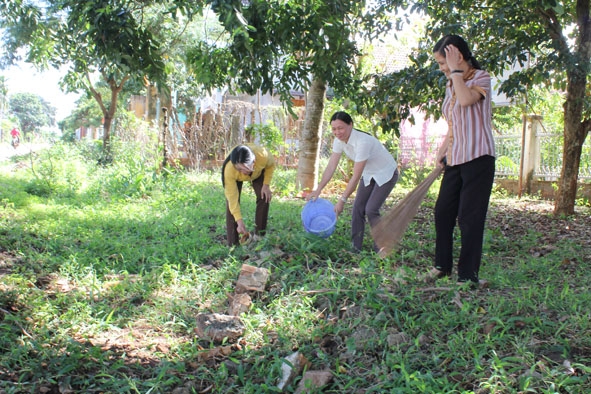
[0,142,590,393]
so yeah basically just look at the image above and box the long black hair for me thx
[433,34,482,70]
[221,145,255,186]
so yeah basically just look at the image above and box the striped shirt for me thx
[442,69,496,166]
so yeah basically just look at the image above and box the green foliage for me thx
[8,92,56,135]
[492,87,565,134]
[1,144,591,393]
[245,121,286,157]
[0,0,206,157]
[356,49,446,137]
[397,162,438,191]
[187,0,395,114]
[496,155,520,173]
[271,166,298,198]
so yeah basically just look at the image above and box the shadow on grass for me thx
[1,169,591,392]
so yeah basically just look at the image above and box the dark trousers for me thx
[225,172,269,246]
[352,169,399,251]
[434,155,495,282]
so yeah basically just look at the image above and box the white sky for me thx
[2,62,80,122]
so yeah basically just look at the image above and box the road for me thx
[0,142,51,162]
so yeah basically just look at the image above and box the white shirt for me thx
[333,129,397,186]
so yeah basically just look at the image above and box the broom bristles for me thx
[372,167,443,257]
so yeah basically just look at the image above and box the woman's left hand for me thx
[261,184,272,203]
[334,200,344,216]
[444,44,461,70]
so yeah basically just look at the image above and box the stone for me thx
[277,351,310,391]
[228,292,252,316]
[235,264,269,293]
[294,370,333,394]
[195,313,245,343]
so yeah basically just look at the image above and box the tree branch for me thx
[576,0,591,59]
[536,7,570,55]
[87,71,107,117]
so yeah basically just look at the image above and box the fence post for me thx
[521,114,542,194]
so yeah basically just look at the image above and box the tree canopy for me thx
[0,0,204,160]
[412,0,591,215]
[2,0,589,213]
[9,92,56,135]
[186,0,394,111]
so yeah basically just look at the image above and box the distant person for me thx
[10,127,20,148]
[307,111,399,253]
[222,144,276,246]
[428,34,496,287]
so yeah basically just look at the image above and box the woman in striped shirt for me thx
[429,35,496,287]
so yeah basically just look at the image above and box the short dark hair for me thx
[330,111,353,125]
[229,145,254,165]
[433,34,481,70]
[221,145,254,186]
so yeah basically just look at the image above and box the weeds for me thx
[0,142,590,393]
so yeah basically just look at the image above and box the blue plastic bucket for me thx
[301,198,337,238]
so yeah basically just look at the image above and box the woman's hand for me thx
[436,134,450,168]
[444,44,462,70]
[236,219,247,234]
[306,189,320,201]
[334,200,344,216]
[261,184,272,203]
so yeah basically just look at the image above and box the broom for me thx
[372,166,444,257]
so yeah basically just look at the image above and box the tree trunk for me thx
[553,2,591,215]
[554,71,589,216]
[296,77,326,193]
[89,73,127,164]
[101,90,120,164]
[146,85,159,124]
[162,107,169,168]
[102,114,112,160]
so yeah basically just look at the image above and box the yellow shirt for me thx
[223,144,276,221]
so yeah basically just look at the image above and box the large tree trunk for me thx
[554,2,591,215]
[296,77,326,193]
[554,71,589,216]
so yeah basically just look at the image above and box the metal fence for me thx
[399,131,591,181]
[495,131,591,181]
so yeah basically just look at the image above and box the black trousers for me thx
[434,155,495,282]
[225,171,269,246]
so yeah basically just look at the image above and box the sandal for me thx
[423,267,448,282]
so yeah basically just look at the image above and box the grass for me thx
[0,142,590,393]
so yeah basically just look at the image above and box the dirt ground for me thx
[0,142,50,162]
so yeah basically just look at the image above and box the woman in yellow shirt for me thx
[222,144,276,246]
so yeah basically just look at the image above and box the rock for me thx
[294,370,333,394]
[195,313,245,343]
[236,264,269,293]
[277,351,310,391]
[350,326,379,349]
[387,332,410,347]
[228,292,252,316]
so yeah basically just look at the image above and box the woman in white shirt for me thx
[307,111,399,252]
